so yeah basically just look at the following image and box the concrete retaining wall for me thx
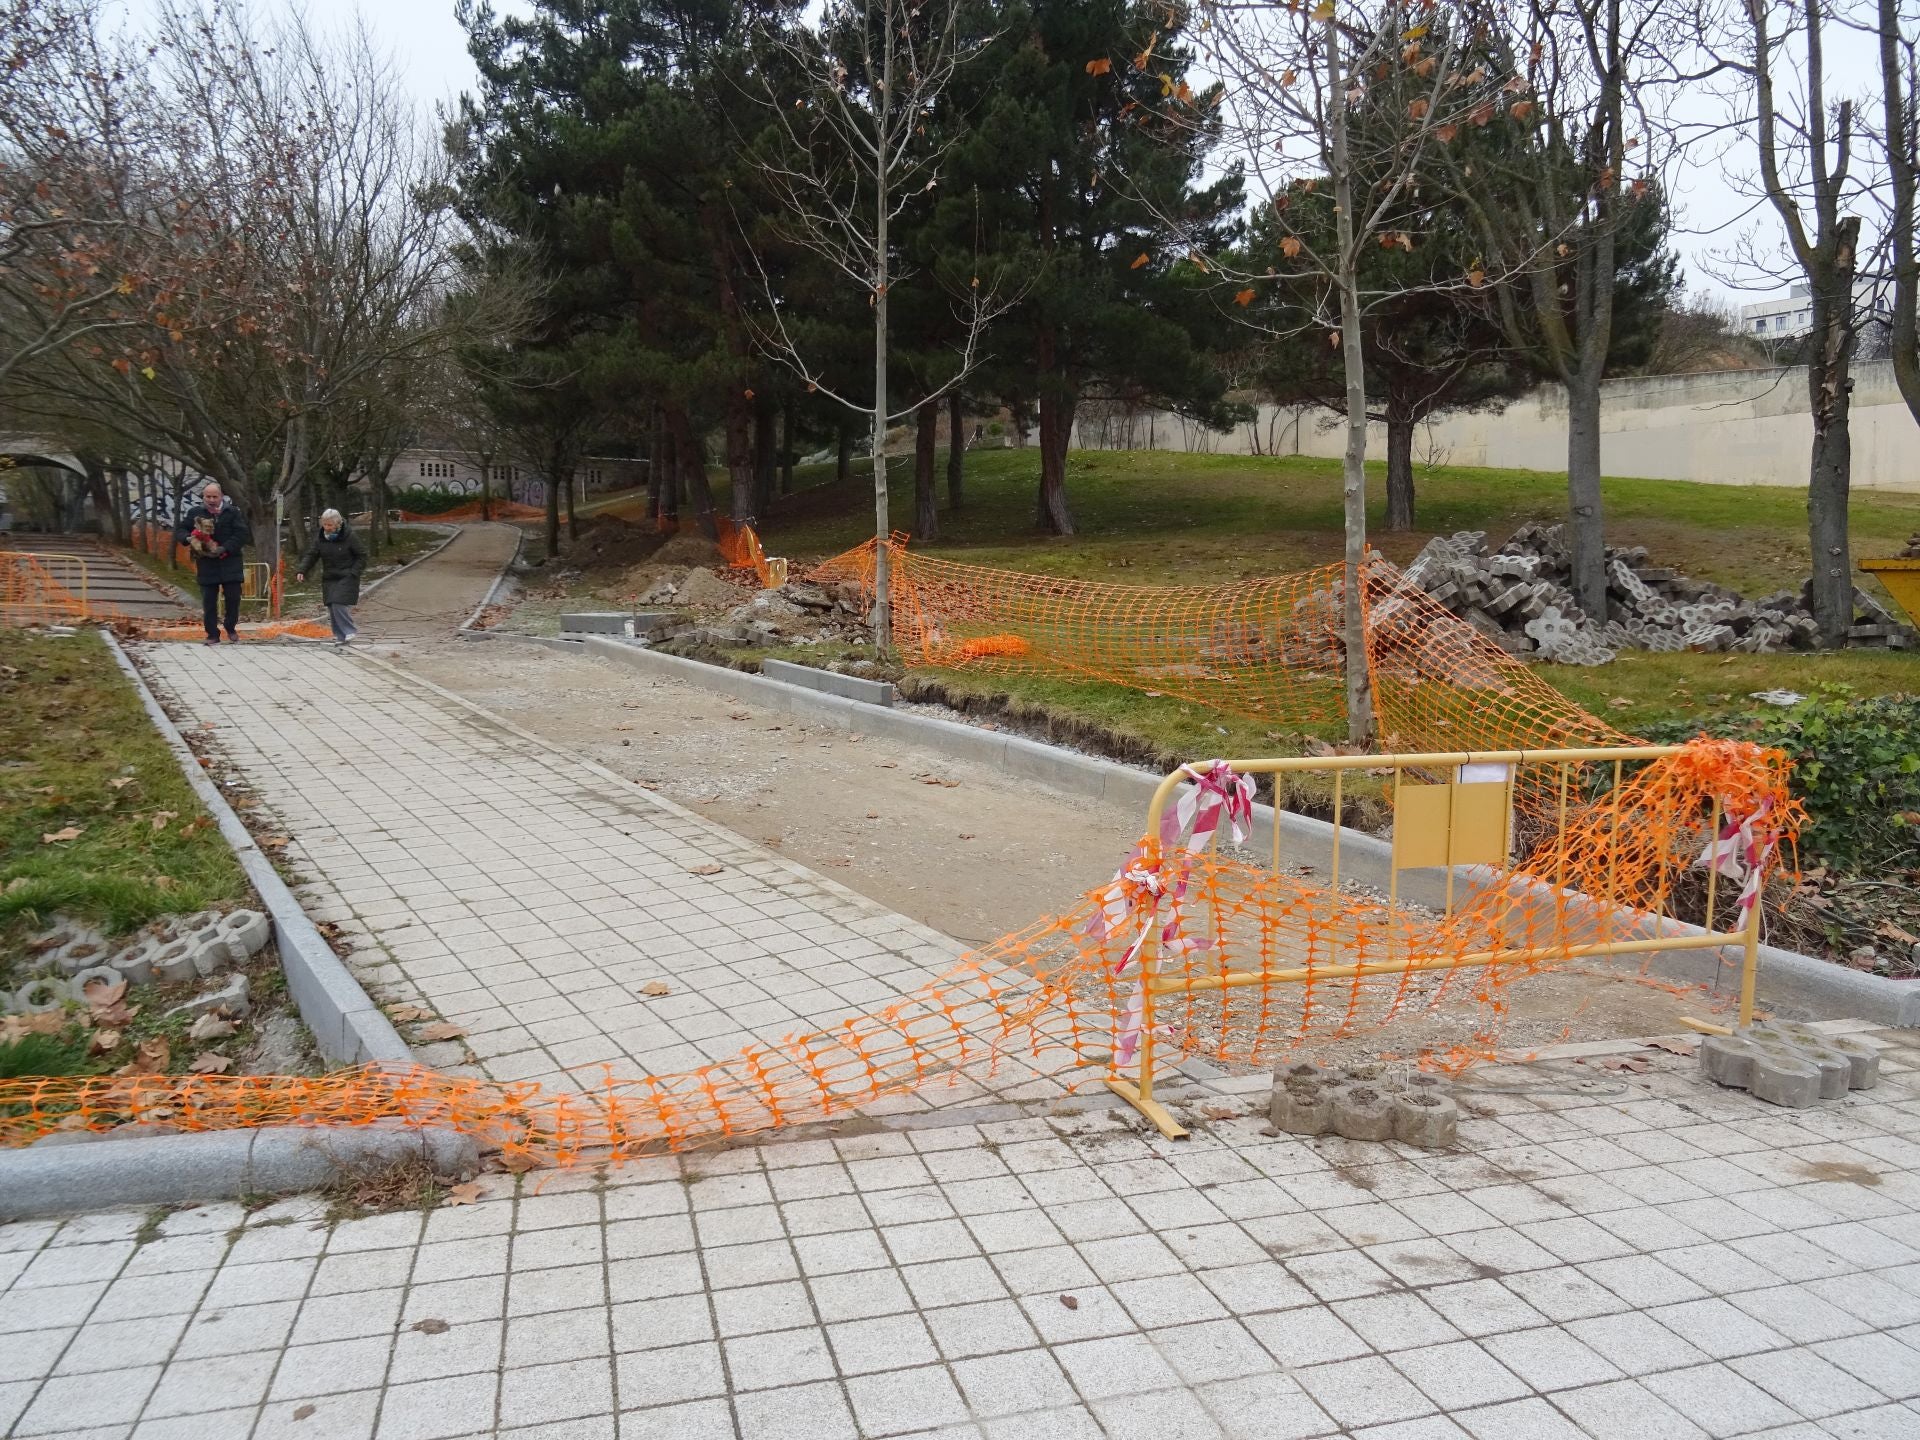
[1073,358,1920,493]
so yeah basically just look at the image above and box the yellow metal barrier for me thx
[1109,745,1767,1140]
[241,562,272,600]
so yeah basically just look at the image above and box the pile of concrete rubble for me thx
[646,573,869,649]
[1402,523,1915,665]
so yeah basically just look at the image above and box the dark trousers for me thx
[200,580,241,638]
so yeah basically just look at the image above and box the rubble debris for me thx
[1402,524,1915,664]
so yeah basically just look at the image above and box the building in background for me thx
[386,447,648,504]
[1739,279,1894,348]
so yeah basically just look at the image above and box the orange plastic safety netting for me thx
[1,732,1795,1162]
[1,540,1799,1163]
[0,551,86,627]
[394,500,546,523]
[810,538,1631,755]
[714,517,783,588]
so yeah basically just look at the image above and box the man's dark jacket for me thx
[173,502,251,585]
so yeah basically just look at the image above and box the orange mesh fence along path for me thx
[2,538,1800,1163]
[394,500,546,523]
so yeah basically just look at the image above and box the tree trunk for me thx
[1807,216,1861,647]
[1563,373,1608,621]
[479,452,493,522]
[726,388,754,523]
[914,397,939,541]
[779,395,795,496]
[1036,385,1076,535]
[1325,11,1375,744]
[371,471,390,557]
[543,469,560,559]
[1384,411,1415,533]
[867,20,894,653]
[564,463,578,543]
[668,408,716,538]
[658,416,680,524]
[646,407,664,522]
[947,390,964,510]
[836,423,851,484]
[1880,0,1919,424]
[751,391,775,523]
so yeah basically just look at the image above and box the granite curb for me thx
[103,631,414,1066]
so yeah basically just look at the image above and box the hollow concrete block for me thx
[1331,1086,1396,1141]
[110,939,156,986]
[219,909,272,957]
[1271,1081,1334,1136]
[1700,1036,1760,1089]
[1392,1091,1458,1149]
[1749,1053,1822,1108]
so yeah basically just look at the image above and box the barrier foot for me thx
[1679,1016,1733,1037]
[1106,1077,1189,1140]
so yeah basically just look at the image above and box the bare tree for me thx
[1708,0,1873,645]
[1872,0,1918,423]
[742,0,1016,649]
[1,1,530,565]
[1168,0,1508,742]
[1443,0,1693,624]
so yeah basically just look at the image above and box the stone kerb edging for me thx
[0,1125,478,1222]
[102,632,413,1066]
[577,635,1903,1026]
[457,523,528,634]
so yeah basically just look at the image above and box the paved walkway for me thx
[5,1027,1919,1439]
[138,643,987,1101]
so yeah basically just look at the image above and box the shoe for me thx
[225,630,239,642]
[204,635,219,646]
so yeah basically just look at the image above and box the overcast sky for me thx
[113,0,1889,315]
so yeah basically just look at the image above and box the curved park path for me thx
[15,525,1909,1440]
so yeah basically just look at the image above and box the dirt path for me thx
[356,520,520,638]
[400,638,1130,946]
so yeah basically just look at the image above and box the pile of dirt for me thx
[567,515,668,572]
[676,567,752,609]
[652,533,725,567]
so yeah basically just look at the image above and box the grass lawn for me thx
[0,629,246,952]
[762,448,1920,599]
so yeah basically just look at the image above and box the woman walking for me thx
[296,509,366,649]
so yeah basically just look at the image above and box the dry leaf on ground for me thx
[117,1038,170,1076]
[292,1404,316,1422]
[442,1183,485,1208]
[188,1051,233,1074]
[640,980,671,997]
[83,977,128,1008]
[415,1022,468,1043]
[1645,1038,1698,1056]
[387,1004,433,1023]
[189,1013,237,1042]
[687,863,724,876]
[1059,1294,1079,1310]
[41,826,83,843]
[149,811,178,830]
[411,1317,451,1333]
[88,1029,122,1055]
[109,777,134,790]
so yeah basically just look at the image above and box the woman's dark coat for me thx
[298,526,367,607]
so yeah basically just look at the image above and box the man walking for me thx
[173,481,251,645]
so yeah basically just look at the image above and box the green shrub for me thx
[1643,686,1920,874]
[383,485,477,515]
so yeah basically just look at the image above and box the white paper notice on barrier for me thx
[1456,762,1513,786]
